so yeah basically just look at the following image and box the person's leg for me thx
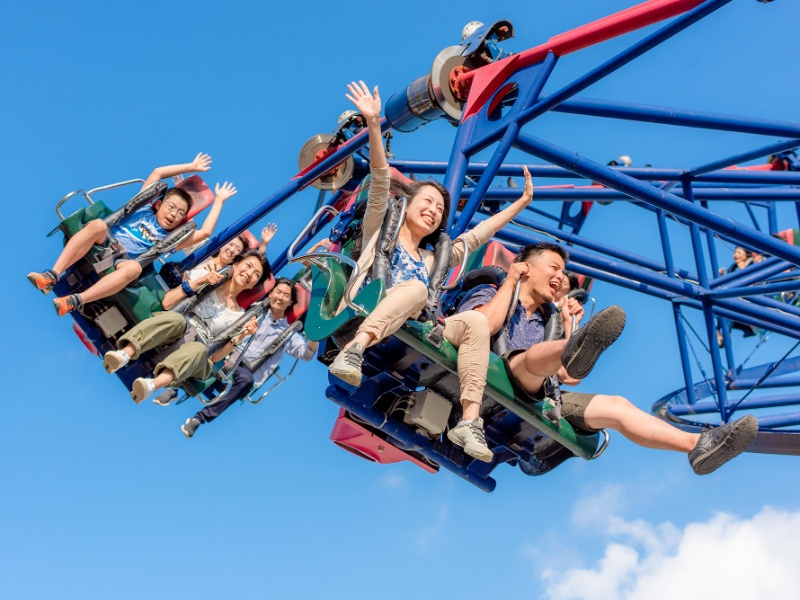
[330,279,428,386]
[29,219,109,293]
[130,341,213,403]
[54,259,143,316]
[442,310,493,463]
[195,368,255,424]
[569,392,758,474]
[104,311,188,373]
[580,394,699,451]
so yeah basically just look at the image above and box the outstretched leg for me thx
[54,219,109,275]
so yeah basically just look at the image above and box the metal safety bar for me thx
[442,238,469,291]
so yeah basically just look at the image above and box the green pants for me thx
[117,311,213,383]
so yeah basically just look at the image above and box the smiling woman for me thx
[327,80,538,463]
[100,249,271,403]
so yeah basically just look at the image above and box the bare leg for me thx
[152,368,175,391]
[52,219,108,275]
[508,339,568,394]
[78,260,142,303]
[583,394,700,452]
[462,400,481,421]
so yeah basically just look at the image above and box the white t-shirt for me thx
[190,290,243,342]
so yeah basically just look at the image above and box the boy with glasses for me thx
[28,153,238,316]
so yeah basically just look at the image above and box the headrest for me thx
[286,284,311,324]
[173,175,214,219]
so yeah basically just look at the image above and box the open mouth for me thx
[548,280,560,292]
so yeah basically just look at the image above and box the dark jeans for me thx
[194,367,254,424]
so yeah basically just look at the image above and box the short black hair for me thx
[514,242,569,264]
[272,277,297,307]
[234,249,272,286]
[164,187,193,212]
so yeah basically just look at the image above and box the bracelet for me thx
[181,281,195,296]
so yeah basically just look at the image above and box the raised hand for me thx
[506,261,531,286]
[172,174,186,186]
[519,165,533,205]
[261,223,278,245]
[310,238,332,252]
[191,152,212,172]
[345,81,381,121]
[214,182,237,203]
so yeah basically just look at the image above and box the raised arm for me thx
[142,152,212,189]
[177,182,238,249]
[258,223,278,254]
[346,81,387,170]
[472,262,530,335]
[481,165,533,234]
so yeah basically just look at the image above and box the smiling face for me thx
[154,192,190,230]
[403,184,445,239]
[218,238,245,265]
[231,255,264,291]
[521,250,566,304]
[733,247,748,263]
[268,282,294,316]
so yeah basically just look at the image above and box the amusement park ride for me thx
[44,0,799,492]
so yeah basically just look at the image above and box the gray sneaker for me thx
[561,305,626,380]
[447,417,494,463]
[328,343,365,387]
[181,418,201,439]
[153,388,178,407]
[689,415,758,475]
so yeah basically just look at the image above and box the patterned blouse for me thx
[362,244,430,290]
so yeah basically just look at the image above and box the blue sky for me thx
[4,1,800,598]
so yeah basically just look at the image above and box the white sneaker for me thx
[130,378,156,404]
[103,350,130,374]
[447,417,494,463]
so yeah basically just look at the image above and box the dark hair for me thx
[271,277,297,307]
[212,234,249,260]
[163,187,193,212]
[389,177,451,249]
[566,272,580,291]
[514,242,570,264]
[233,249,272,286]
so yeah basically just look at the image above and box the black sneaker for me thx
[519,436,575,476]
[181,418,201,439]
[689,415,758,475]
[561,305,626,379]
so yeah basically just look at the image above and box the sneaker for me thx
[130,378,156,404]
[561,305,626,380]
[27,270,58,294]
[447,417,494,463]
[53,295,81,317]
[181,417,201,439]
[519,436,575,476]
[103,350,131,374]
[153,388,178,407]
[328,343,365,387]
[689,414,758,475]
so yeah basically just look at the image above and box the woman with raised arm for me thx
[327,81,535,462]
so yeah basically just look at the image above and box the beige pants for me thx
[358,279,490,405]
[117,311,214,383]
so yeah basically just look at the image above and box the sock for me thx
[70,294,83,308]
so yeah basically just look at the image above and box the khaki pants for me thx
[358,280,490,405]
[117,311,214,383]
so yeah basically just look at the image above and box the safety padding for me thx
[110,270,168,324]
[238,276,275,309]
[60,202,114,239]
[174,175,214,219]
[304,260,386,342]
[286,283,310,325]
[393,320,601,461]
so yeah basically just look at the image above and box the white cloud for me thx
[379,471,406,490]
[415,504,448,554]
[541,505,800,600]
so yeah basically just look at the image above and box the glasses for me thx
[162,201,187,219]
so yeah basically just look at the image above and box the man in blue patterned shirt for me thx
[458,242,758,476]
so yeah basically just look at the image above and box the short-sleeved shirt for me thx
[110,206,169,259]
[458,284,545,350]
[239,312,316,382]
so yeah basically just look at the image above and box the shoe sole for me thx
[103,352,128,374]
[27,273,53,295]
[181,423,195,439]
[328,363,363,387]
[447,429,494,463]
[691,415,758,475]
[130,379,151,404]
[562,305,626,380]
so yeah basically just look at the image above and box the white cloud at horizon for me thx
[537,489,800,600]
